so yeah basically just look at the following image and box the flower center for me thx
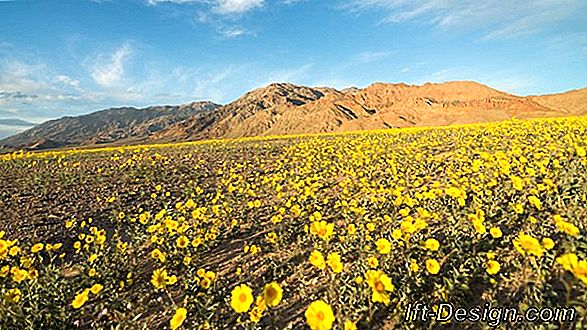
[375,281,385,292]
[239,293,248,302]
[316,311,325,320]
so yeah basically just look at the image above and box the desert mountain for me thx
[1,81,584,150]
[153,83,336,141]
[0,101,219,149]
[154,81,564,142]
[530,87,587,116]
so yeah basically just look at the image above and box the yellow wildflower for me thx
[489,227,502,239]
[555,219,580,237]
[486,260,500,275]
[513,233,544,258]
[5,288,21,303]
[176,235,189,249]
[375,238,392,254]
[309,250,326,270]
[170,307,187,330]
[230,284,254,313]
[90,283,103,295]
[424,238,439,251]
[263,282,283,307]
[327,252,343,273]
[367,256,379,268]
[31,243,44,253]
[71,289,90,309]
[542,237,555,250]
[305,300,335,330]
[151,268,168,290]
[310,221,334,241]
[12,268,28,283]
[365,270,394,305]
[528,196,542,210]
[425,259,441,275]
[344,320,357,330]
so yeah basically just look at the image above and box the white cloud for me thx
[146,0,199,5]
[400,62,425,73]
[260,63,313,86]
[0,60,50,93]
[105,62,246,104]
[90,43,133,87]
[213,0,264,14]
[145,0,271,39]
[190,67,239,101]
[208,67,235,84]
[430,69,450,78]
[56,75,81,89]
[308,77,355,90]
[282,0,306,4]
[146,0,264,15]
[344,0,587,39]
[0,58,100,123]
[219,26,250,38]
[354,51,390,64]
[539,32,587,61]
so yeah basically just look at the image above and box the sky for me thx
[0,0,586,137]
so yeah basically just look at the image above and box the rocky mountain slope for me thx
[153,81,564,142]
[0,101,219,149]
[1,81,584,150]
[153,83,335,141]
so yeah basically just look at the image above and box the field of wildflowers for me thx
[0,117,586,329]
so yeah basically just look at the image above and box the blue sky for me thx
[0,0,586,135]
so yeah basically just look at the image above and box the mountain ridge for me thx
[1,81,585,151]
[529,87,587,116]
[0,101,219,149]
[0,119,37,127]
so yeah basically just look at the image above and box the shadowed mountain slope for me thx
[0,102,219,149]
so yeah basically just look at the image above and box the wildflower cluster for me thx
[0,117,586,328]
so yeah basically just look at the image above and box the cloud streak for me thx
[343,0,587,39]
[214,0,264,14]
[146,0,264,15]
[353,51,390,64]
[0,57,99,121]
[90,43,133,87]
[218,26,252,38]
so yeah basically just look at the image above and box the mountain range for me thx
[0,119,37,127]
[1,81,586,151]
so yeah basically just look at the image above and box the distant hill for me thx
[0,101,219,150]
[1,81,585,151]
[530,87,587,116]
[0,119,36,126]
